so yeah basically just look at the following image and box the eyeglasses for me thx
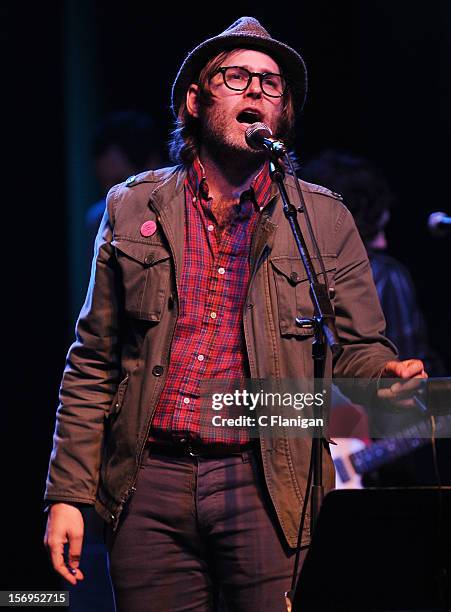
[215,66,287,98]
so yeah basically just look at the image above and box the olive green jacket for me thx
[45,165,396,547]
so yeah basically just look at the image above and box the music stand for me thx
[293,488,451,611]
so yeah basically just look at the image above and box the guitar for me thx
[331,415,451,489]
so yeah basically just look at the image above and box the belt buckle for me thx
[186,443,200,457]
[177,438,198,457]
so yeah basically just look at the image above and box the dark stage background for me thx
[2,0,451,596]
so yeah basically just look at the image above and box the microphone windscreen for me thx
[245,122,272,150]
[428,211,447,236]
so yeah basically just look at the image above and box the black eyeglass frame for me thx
[215,66,287,98]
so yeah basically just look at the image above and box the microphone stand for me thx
[268,158,343,532]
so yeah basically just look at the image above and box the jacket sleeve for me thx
[44,185,122,505]
[332,205,398,378]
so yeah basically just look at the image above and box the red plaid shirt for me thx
[148,157,273,445]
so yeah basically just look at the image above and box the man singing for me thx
[44,17,426,611]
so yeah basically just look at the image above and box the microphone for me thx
[245,122,287,158]
[427,211,451,237]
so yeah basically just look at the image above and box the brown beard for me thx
[199,100,279,170]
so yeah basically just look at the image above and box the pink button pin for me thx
[140,220,157,237]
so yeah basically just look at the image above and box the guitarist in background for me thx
[301,150,449,486]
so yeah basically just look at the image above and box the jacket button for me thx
[246,303,254,309]
[152,365,164,376]
[144,255,154,265]
[290,271,299,282]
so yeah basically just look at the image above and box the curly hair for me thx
[168,49,296,166]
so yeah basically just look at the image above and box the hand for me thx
[381,359,427,380]
[43,503,85,586]
[378,359,428,406]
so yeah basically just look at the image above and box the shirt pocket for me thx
[270,255,337,336]
[112,239,171,321]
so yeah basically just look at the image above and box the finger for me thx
[390,377,423,395]
[68,532,83,571]
[377,388,421,410]
[377,387,394,400]
[378,378,419,398]
[48,539,78,586]
[377,380,423,404]
[377,388,418,405]
[67,566,85,580]
[391,398,417,409]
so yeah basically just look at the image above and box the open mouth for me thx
[236,109,263,125]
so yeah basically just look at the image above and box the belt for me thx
[146,439,257,458]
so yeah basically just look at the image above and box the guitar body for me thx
[331,438,366,489]
[329,396,451,490]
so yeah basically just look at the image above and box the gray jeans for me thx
[104,447,307,611]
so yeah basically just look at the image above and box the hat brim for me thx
[171,32,307,118]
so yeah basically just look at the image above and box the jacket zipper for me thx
[111,485,136,531]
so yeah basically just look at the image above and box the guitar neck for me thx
[350,415,451,475]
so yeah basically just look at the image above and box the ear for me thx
[186,84,200,119]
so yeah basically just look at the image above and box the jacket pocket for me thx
[112,239,171,321]
[270,255,336,336]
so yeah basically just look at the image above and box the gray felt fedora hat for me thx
[171,17,308,118]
